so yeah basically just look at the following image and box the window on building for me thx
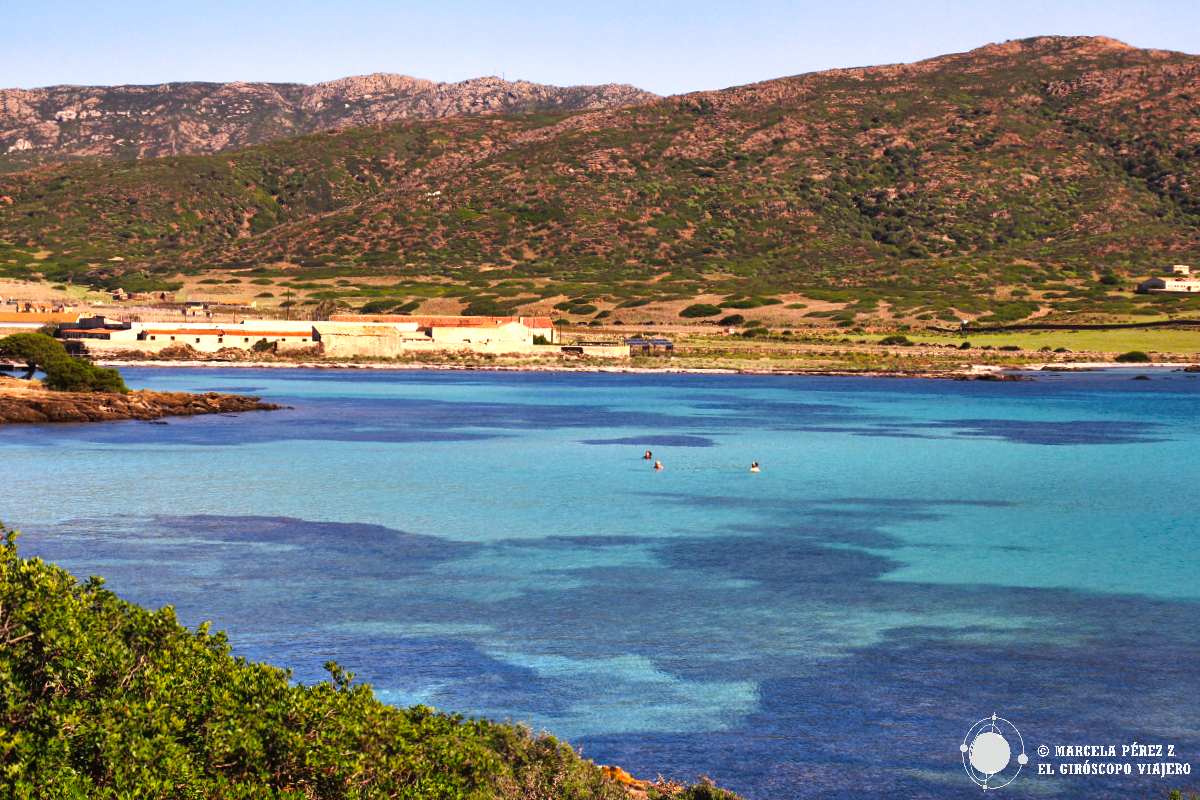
[195,338,201,344]
[150,336,157,341]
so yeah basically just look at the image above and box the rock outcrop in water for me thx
[0,376,279,423]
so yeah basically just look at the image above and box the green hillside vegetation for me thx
[1,36,1199,326]
[0,526,735,799]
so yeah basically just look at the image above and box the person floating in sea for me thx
[750,461,761,473]
[643,450,653,460]
[654,460,664,471]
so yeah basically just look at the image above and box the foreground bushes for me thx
[0,527,735,799]
[0,333,127,393]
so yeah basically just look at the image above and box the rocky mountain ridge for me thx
[0,73,657,166]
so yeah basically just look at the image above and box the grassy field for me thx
[865,328,1200,354]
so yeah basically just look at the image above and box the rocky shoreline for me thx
[94,357,1027,379]
[0,377,281,424]
[93,356,1200,379]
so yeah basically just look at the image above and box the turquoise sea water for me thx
[4,367,1199,798]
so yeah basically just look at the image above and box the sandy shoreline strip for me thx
[95,358,977,379]
[90,358,1200,379]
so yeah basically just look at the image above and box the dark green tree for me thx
[0,333,128,393]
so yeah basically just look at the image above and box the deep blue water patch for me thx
[928,418,1167,445]
[580,435,717,447]
[3,395,735,447]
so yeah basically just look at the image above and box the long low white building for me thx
[328,314,558,344]
[1137,276,1200,294]
[61,320,319,353]
[56,313,625,358]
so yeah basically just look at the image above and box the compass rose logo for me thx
[960,713,1028,790]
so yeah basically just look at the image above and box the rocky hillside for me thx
[1,37,1199,323]
[0,74,657,167]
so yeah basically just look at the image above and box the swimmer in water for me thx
[643,450,653,460]
[750,461,760,473]
[654,460,664,471]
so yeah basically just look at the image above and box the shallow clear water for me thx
[4,367,1199,798]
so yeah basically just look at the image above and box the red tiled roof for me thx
[142,328,312,338]
[330,314,546,328]
[330,314,413,322]
[411,316,521,328]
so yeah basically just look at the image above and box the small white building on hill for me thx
[1137,265,1200,294]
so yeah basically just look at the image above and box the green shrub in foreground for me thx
[0,526,733,799]
[1115,350,1152,363]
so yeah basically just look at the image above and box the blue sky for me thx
[5,0,1198,94]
